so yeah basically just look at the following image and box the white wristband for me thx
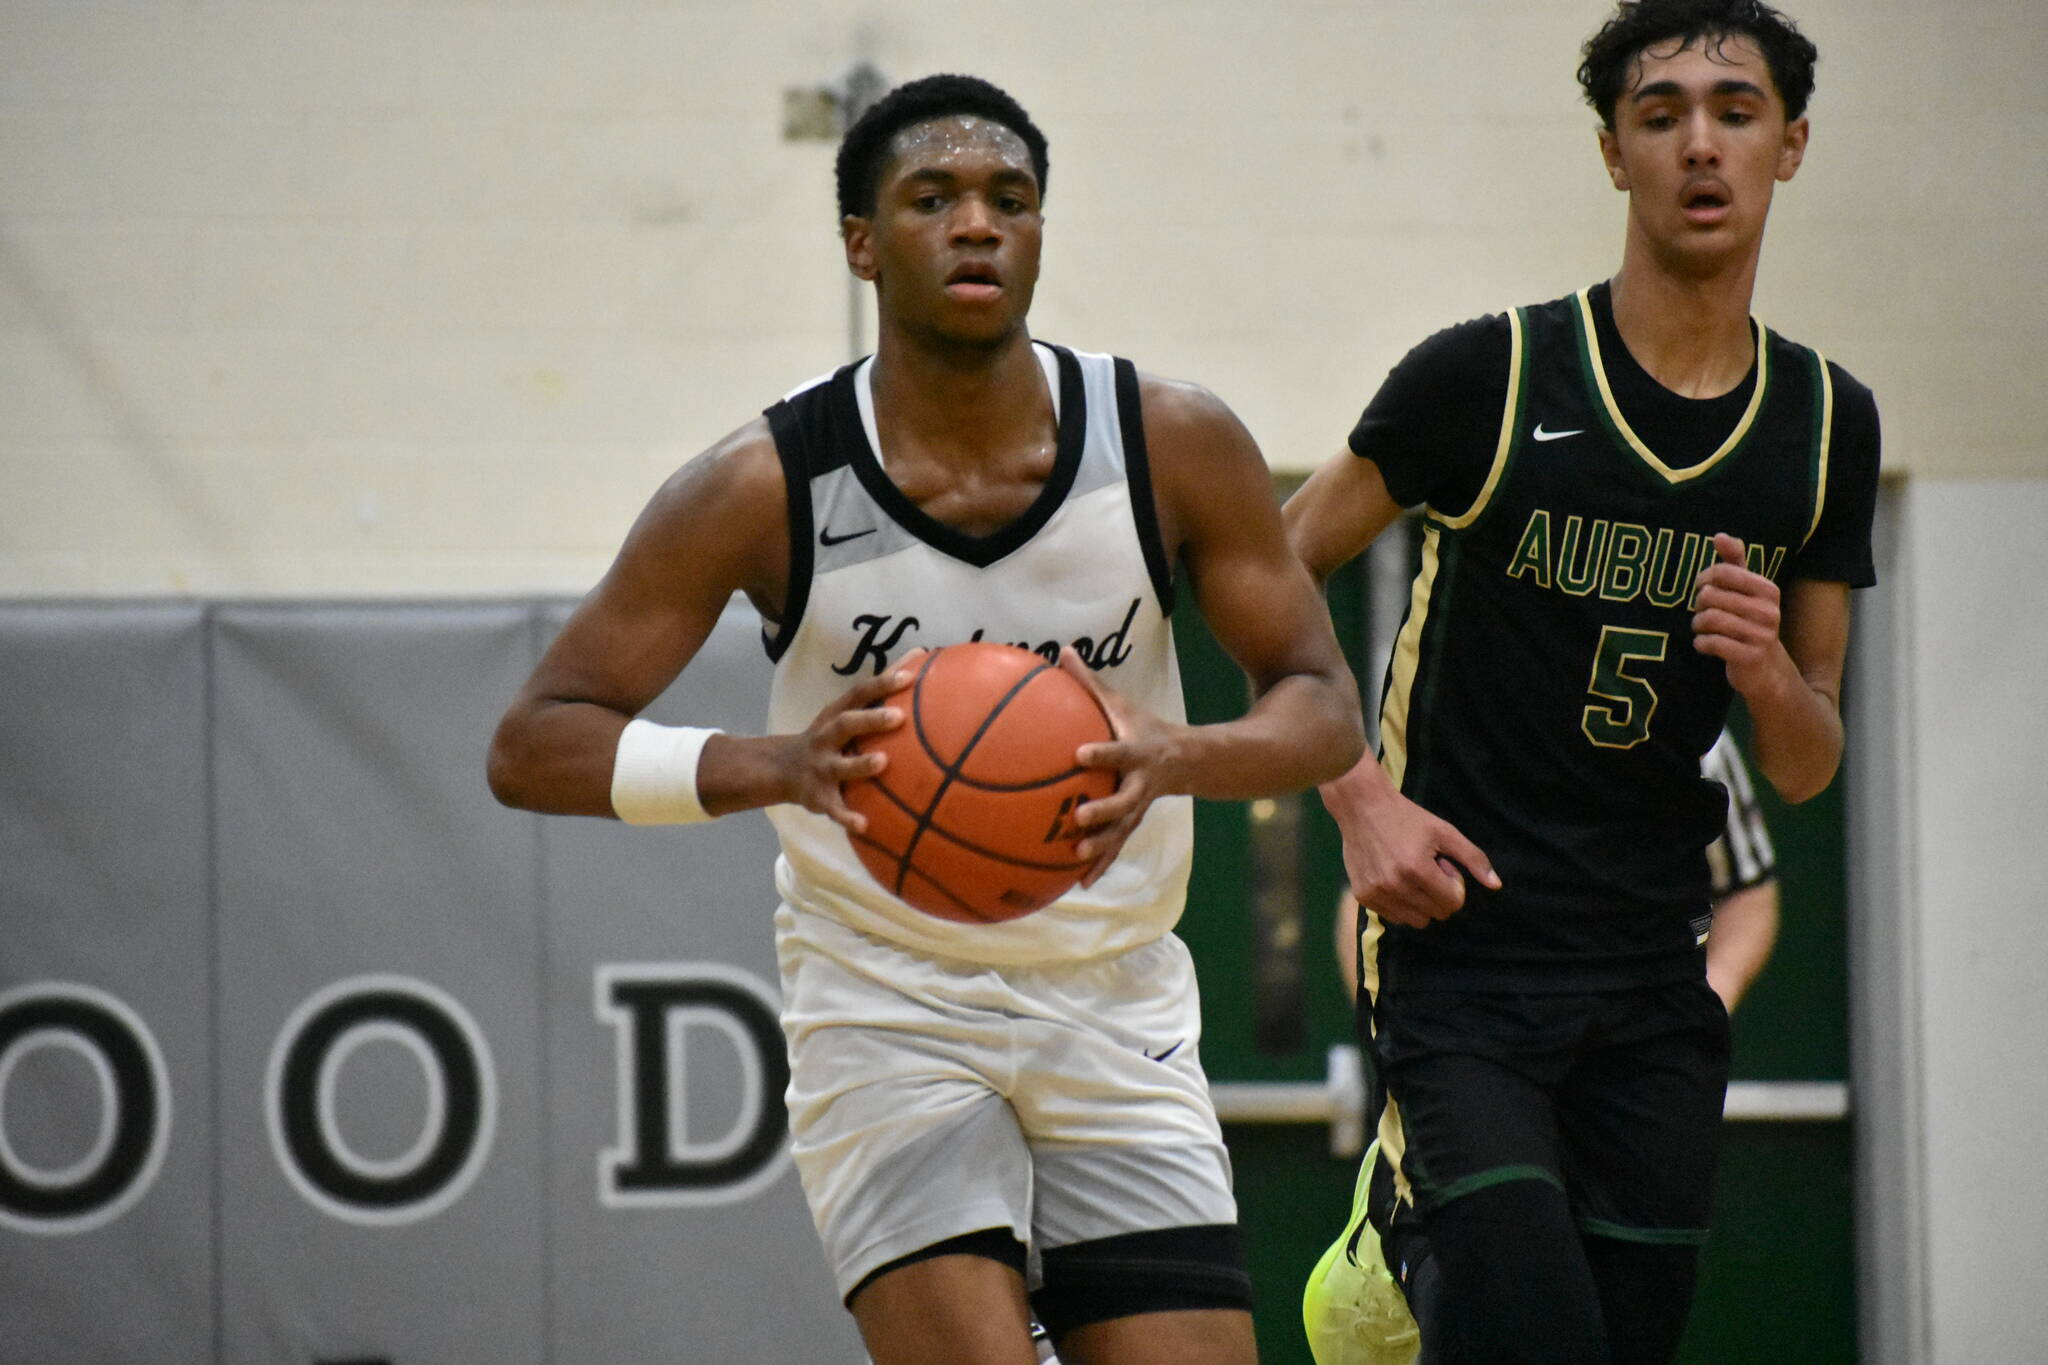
[610,719,722,825]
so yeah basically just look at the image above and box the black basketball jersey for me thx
[1358,285,1876,993]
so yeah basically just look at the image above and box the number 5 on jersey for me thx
[1583,626,1667,749]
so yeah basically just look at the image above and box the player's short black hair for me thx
[834,74,1049,221]
[1578,0,1819,128]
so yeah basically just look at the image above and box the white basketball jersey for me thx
[760,342,1192,966]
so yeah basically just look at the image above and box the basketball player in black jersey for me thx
[1285,3,1878,1361]
[1329,727,1782,1014]
[489,76,1362,1365]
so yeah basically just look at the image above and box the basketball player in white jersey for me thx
[488,75,1363,1365]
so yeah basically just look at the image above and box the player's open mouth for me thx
[1682,183,1730,223]
[945,263,1003,300]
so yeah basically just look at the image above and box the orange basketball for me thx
[842,642,1117,923]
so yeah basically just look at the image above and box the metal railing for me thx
[1211,1046,1851,1157]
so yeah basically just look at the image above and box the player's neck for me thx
[869,328,1053,468]
[1608,244,1762,400]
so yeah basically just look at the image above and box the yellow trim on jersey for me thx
[1372,522,1448,1212]
[1370,529,1445,1213]
[1378,523,1443,789]
[1805,349,1834,547]
[1381,1094,1415,1210]
[1367,524,1437,1214]
[1432,307,1524,531]
[1575,287,1770,484]
[1360,908,1386,1005]
[1359,909,1413,1204]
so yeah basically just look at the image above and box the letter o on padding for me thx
[266,974,496,1226]
[0,982,171,1235]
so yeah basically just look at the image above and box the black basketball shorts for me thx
[1366,979,1732,1258]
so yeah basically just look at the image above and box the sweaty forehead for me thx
[882,115,1033,179]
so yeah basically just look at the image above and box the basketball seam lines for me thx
[896,659,1056,897]
[937,763,1092,795]
[862,773,1094,872]
[846,829,985,918]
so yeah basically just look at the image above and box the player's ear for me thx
[1776,116,1809,183]
[842,215,878,282]
[1597,125,1629,192]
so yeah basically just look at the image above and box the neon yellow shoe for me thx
[1302,1141,1420,1365]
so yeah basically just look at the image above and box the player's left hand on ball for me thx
[1692,533,1788,695]
[1055,646,1184,887]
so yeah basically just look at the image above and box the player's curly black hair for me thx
[834,74,1049,222]
[1578,0,1819,128]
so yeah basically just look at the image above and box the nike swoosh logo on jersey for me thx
[819,526,877,546]
[1531,423,1584,442]
[1143,1040,1184,1063]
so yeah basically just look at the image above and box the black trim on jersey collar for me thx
[1114,357,1177,616]
[834,342,1087,569]
[761,399,814,663]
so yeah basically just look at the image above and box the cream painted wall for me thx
[1,0,2041,596]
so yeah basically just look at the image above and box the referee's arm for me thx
[1702,731,1780,1012]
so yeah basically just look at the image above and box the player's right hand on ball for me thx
[1322,768,1498,929]
[787,656,920,835]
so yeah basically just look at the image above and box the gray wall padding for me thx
[1,603,214,1362]
[0,600,861,1364]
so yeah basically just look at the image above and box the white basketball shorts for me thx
[772,902,1239,1300]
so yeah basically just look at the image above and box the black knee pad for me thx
[1031,1224,1252,1341]
[844,1226,1026,1308]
